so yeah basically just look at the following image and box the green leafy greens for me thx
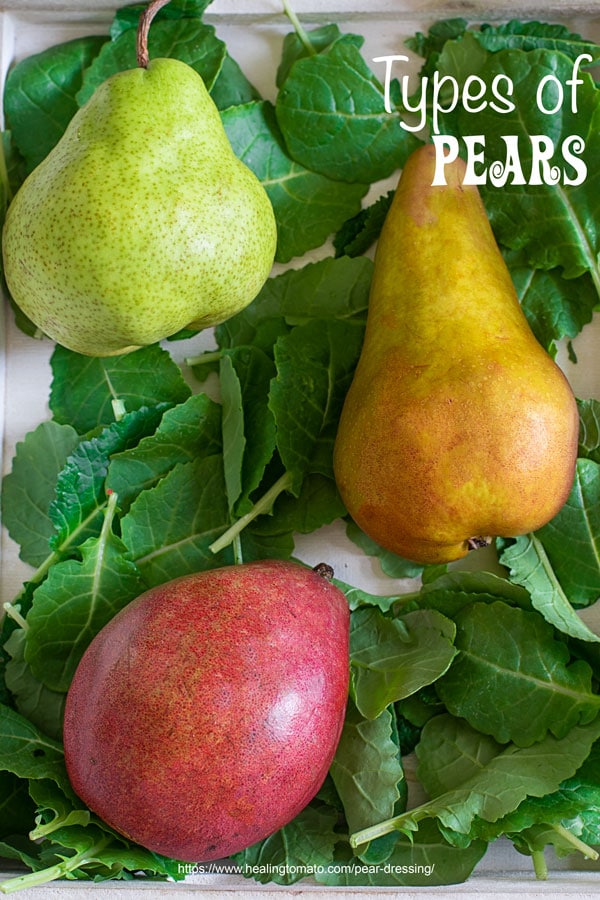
[1,2,600,893]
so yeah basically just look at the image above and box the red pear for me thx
[63,559,349,861]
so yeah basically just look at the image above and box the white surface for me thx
[1,2,600,897]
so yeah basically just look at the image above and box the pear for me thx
[333,143,579,566]
[2,7,276,357]
[63,560,350,862]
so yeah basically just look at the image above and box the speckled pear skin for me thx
[2,58,277,357]
[333,143,579,565]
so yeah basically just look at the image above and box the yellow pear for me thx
[333,143,579,565]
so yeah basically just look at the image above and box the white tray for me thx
[1,2,600,898]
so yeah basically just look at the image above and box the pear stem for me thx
[137,0,172,68]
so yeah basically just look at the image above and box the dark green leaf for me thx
[509,255,598,355]
[334,190,394,258]
[220,346,277,516]
[578,399,600,461]
[120,455,233,586]
[3,36,106,172]
[277,25,364,88]
[106,393,222,512]
[329,702,404,838]
[476,20,600,60]
[109,1,213,39]
[220,353,245,512]
[334,579,402,614]
[393,713,600,838]
[534,459,600,607]
[250,473,346,536]
[270,319,365,492]
[234,803,338,885]
[471,740,600,843]
[49,405,169,555]
[24,520,144,693]
[350,608,456,720]
[0,771,37,839]
[319,819,486,886]
[462,50,600,284]
[415,569,532,618]
[222,101,367,262]
[215,255,371,353]
[499,529,600,643]
[77,19,225,106]
[405,18,468,78]
[0,704,70,794]
[1,421,79,567]
[50,344,190,434]
[210,54,260,109]
[276,40,420,183]
[3,630,65,741]
[437,602,600,745]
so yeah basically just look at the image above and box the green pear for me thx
[2,55,276,356]
[333,144,579,565]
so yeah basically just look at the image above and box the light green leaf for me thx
[270,319,364,492]
[120,455,232,586]
[106,393,222,511]
[351,714,600,844]
[500,530,600,642]
[222,101,367,262]
[351,608,457,720]
[25,499,144,692]
[578,399,600,461]
[330,703,404,836]
[49,343,191,434]
[275,39,419,183]
[234,804,338,885]
[534,458,600,607]
[1,421,79,567]
[437,602,600,745]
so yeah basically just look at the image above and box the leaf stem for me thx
[111,398,127,421]
[350,815,400,847]
[281,0,316,56]
[0,838,111,894]
[2,602,28,630]
[209,471,293,554]
[232,533,244,566]
[185,350,222,367]
[551,823,599,861]
[531,849,548,880]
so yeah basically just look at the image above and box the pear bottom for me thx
[333,354,579,566]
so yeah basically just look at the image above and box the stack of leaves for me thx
[0,1,600,891]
